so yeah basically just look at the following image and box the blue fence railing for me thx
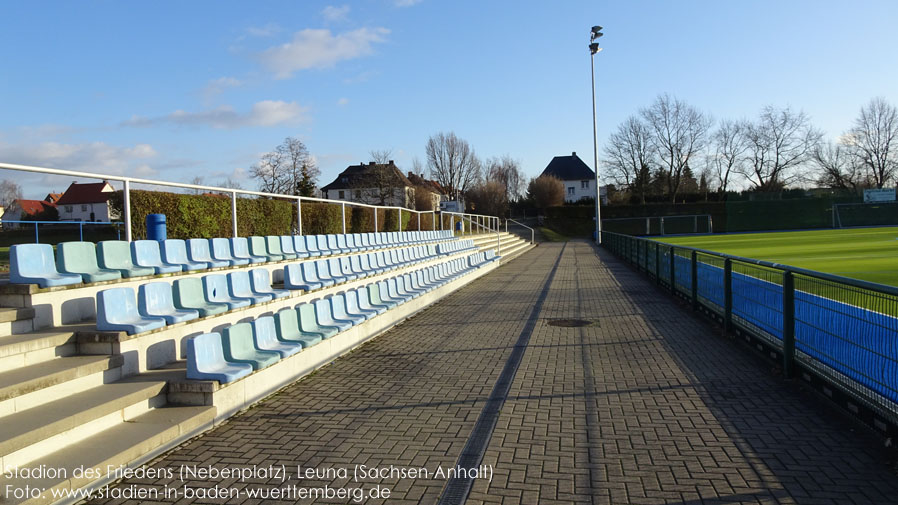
[602,230,898,430]
[0,220,122,243]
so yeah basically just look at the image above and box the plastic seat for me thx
[326,235,347,254]
[343,289,378,320]
[132,240,182,274]
[250,268,291,299]
[282,235,308,259]
[56,242,121,283]
[222,322,280,370]
[187,239,229,269]
[357,234,372,250]
[274,308,325,347]
[9,243,82,287]
[203,274,252,310]
[161,239,208,272]
[293,235,315,258]
[252,316,303,358]
[96,287,166,335]
[97,241,155,278]
[186,333,254,383]
[249,236,281,262]
[372,281,401,308]
[231,237,267,264]
[211,238,249,266]
[293,303,338,339]
[313,298,353,331]
[355,286,387,315]
[228,271,272,305]
[267,235,294,260]
[330,293,366,325]
[317,259,343,285]
[305,235,325,256]
[338,257,359,280]
[285,262,321,291]
[172,277,229,317]
[349,255,366,277]
[138,282,200,324]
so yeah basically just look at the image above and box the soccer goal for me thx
[832,202,898,228]
[601,214,713,236]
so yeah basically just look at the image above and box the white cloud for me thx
[258,27,390,79]
[0,141,157,176]
[123,100,308,129]
[394,0,422,6]
[337,97,350,106]
[246,23,281,37]
[322,5,350,22]
[203,76,242,99]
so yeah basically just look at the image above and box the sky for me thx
[1,0,897,199]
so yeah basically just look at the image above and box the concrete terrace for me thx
[86,241,898,505]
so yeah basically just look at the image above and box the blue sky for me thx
[1,0,897,199]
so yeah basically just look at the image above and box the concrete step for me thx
[0,325,91,370]
[0,355,124,418]
[0,378,167,469]
[499,241,536,262]
[0,307,37,337]
[4,405,215,505]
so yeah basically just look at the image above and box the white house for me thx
[320,161,417,208]
[540,152,608,204]
[55,181,118,221]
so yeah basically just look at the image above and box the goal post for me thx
[832,202,898,229]
[601,214,713,236]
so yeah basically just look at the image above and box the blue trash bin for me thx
[146,214,167,241]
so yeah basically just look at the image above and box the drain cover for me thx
[546,318,596,328]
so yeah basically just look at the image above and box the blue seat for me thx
[57,242,122,283]
[266,235,293,260]
[285,263,321,291]
[252,316,303,358]
[330,293,366,325]
[228,271,272,305]
[188,239,230,269]
[132,240,182,274]
[274,308,325,347]
[138,282,200,324]
[97,240,155,278]
[231,237,267,264]
[203,274,252,310]
[305,235,324,257]
[186,333,254,383]
[314,298,353,331]
[356,234,371,250]
[172,277,230,317]
[161,239,208,272]
[96,287,166,335]
[211,238,249,266]
[343,289,379,320]
[354,286,387,315]
[373,281,401,308]
[338,257,359,280]
[349,255,366,277]
[293,235,315,257]
[326,235,347,254]
[297,303,340,338]
[250,268,291,299]
[249,236,280,262]
[9,243,82,288]
[389,277,415,300]
[316,259,342,285]
[282,235,308,259]
[340,234,356,252]
[222,323,280,370]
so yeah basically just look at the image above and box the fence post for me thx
[34,222,39,244]
[691,251,698,310]
[79,222,83,242]
[297,199,303,236]
[782,271,795,378]
[418,212,421,231]
[397,209,401,231]
[341,203,347,234]
[374,208,378,232]
[724,258,733,333]
[669,246,676,295]
[123,179,132,242]
[655,243,661,284]
[232,192,239,238]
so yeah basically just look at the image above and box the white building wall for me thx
[58,202,114,221]
[562,179,609,204]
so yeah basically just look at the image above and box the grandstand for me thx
[1,211,532,502]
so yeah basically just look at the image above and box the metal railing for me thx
[505,218,534,244]
[0,162,499,242]
[602,229,898,432]
[0,219,122,243]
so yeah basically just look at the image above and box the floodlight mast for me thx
[589,25,603,244]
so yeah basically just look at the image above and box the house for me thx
[406,172,447,211]
[55,181,118,222]
[321,161,416,208]
[2,197,57,228]
[540,152,608,204]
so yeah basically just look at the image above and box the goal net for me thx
[601,214,713,236]
[833,202,898,228]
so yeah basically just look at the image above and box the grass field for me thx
[654,227,898,287]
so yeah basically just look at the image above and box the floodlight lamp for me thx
[589,42,600,54]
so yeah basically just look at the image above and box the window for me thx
[338,190,345,199]
[65,205,73,212]
[581,180,589,189]
[81,204,88,211]
[567,187,575,195]
[355,190,361,199]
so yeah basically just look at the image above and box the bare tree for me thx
[218,178,244,190]
[410,157,425,177]
[527,175,564,210]
[426,132,481,200]
[467,180,507,216]
[250,137,319,196]
[0,179,22,208]
[483,155,526,203]
[709,119,748,196]
[845,97,898,188]
[641,94,711,202]
[187,176,204,195]
[813,140,867,191]
[368,149,394,164]
[603,115,653,203]
[739,105,823,191]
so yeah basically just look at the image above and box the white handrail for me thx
[506,218,535,244]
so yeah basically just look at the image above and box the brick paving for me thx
[89,241,898,505]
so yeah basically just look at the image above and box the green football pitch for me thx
[654,227,898,287]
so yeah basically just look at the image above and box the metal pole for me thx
[374,208,378,232]
[297,199,303,236]
[79,222,83,242]
[590,43,602,245]
[34,222,39,243]
[231,191,238,238]
[123,179,132,242]
[418,212,421,231]
[432,211,436,230]
[341,202,346,234]
[397,209,401,231]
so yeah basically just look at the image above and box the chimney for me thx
[408,171,414,178]
[572,151,576,157]
[388,160,394,165]
[369,161,376,166]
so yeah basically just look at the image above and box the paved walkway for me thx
[90,241,898,505]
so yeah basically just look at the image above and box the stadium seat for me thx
[172,277,229,317]
[56,241,121,283]
[230,237,267,264]
[274,307,325,347]
[329,293,366,325]
[228,271,273,305]
[304,235,325,257]
[342,289,378,320]
[203,274,252,310]
[284,262,321,291]
[281,235,308,259]
[316,259,342,285]
[9,243,83,287]
[293,235,314,258]
[96,287,166,335]
[267,235,294,260]
[97,240,155,278]
[349,255,366,276]
[338,257,360,281]
[252,316,302,358]
[249,236,281,262]
[211,237,249,266]
[186,332,253,383]
[371,281,401,309]
[313,298,353,332]
[353,286,387,315]
[297,303,340,339]
[132,240,183,274]
[188,239,230,269]
[161,239,208,272]
[138,282,200,324]
[250,268,291,299]
[222,322,280,370]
